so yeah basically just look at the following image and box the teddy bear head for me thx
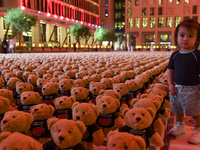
[147,88,167,98]
[1,110,33,133]
[58,74,70,80]
[150,83,169,93]
[53,71,64,78]
[30,103,55,120]
[113,83,130,96]
[47,118,86,149]
[35,69,47,78]
[24,65,34,72]
[22,71,33,81]
[122,107,155,130]
[96,95,120,114]
[43,73,53,80]
[15,70,23,79]
[100,78,113,89]
[4,72,16,82]
[101,71,112,78]
[107,131,146,150]
[63,65,72,72]
[73,79,87,88]
[83,76,95,84]
[125,79,143,92]
[72,102,100,126]
[141,94,163,104]
[49,77,60,83]
[75,72,85,79]
[89,81,106,95]
[59,79,74,91]
[20,91,40,105]
[70,87,89,100]
[16,82,34,94]
[0,77,5,88]
[0,96,10,115]
[64,70,76,79]
[135,74,149,84]
[54,96,76,110]
[42,82,59,95]
[0,89,14,103]
[91,74,102,82]
[158,73,168,85]
[0,132,43,150]
[113,75,125,83]
[99,89,121,100]
[27,74,39,86]
[6,77,20,90]
[36,78,49,89]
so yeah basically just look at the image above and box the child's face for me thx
[177,26,197,52]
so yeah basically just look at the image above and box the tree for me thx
[70,24,92,46]
[5,7,38,49]
[95,27,109,44]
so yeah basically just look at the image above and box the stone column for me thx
[31,21,40,47]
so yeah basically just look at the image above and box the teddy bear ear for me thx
[96,95,102,102]
[125,83,130,89]
[114,91,121,100]
[29,84,34,91]
[89,81,94,86]
[92,104,100,116]
[48,105,55,116]
[70,79,74,85]
[0,132,11,142]
[146,108,155,119]
[122,108,130,118]
[30,105,36,112]
[76,120,86,134]
[131,98,139,107]
[25,113,33,125]
[54,83,59,91]
[150,84,155,89]
[72,102,80,109]
[70,96,76,103]
[82,79,87,85]
[133,135,146,150]
[35,92,40,99]
[102,84,106,90]
[107,130,117,140]
[47,118,59,130]
[147,89,152,94]
[2,97,10,107]
[115,99,120,108]
[99,89,106,95]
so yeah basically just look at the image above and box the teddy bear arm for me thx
[92,129,104,146]
[151,132,164,147]
[114,117,124,128]
[164,100,173,109]
[162,108,171,118]
[153,119,164,135]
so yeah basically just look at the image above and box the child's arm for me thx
[167,69,177,95]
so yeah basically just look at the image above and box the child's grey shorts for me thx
[170,84,200,116]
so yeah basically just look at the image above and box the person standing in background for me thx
[73,43,76,52]
[9,36,15,53]
[2,37,8,54]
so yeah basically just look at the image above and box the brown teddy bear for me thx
[100,78,113,89]
[41,82,59,105]
[0,132,43,150]
[43,118,86,150]
[1,110,33,134]
[73,79,87,88]
[96,95,124,137]
[14,82,34,106]
[43,73,53,80]
[30,103,55,143]
[125,79,143,98]
[53,96,76,119]
[0,96,11,125]
[119,107,164,149]
[75,72,85,79]
[15,70,23,80]
[83,76,95,89]
[99,89,121,100]
[72,102,104,150]
[27,74,39,89]
[3,72,16,86]
[71,87,89,103]
[50,77,60,83]
[107,131,146,150]
[18,91,41,113]
[34,78,49,96]
[0,89,15,105]
[53,71,64,78]
[58,79,74,97]
[0,76,5,89]
[113,74,125,83]
[58,74,70,80]
[22,71,34,82]
[6,77,20,95]
[88,81,106,104]
[36,69,47,78]
[65,70,76,79]
[91,74,102,82]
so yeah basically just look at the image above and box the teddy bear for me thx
[0,96,11,126]
[83,76,95,89]
[1,110,33,134]
[150,83,170,101]
[113,83,133,108]
[6,77,21,95]
[43,118,86,150]
[36,69,47,78]
[131,98,165,135]
[73,79,87,88]
[91,74,102,82]
[0,132,43,150]
[53,96,76,119]
[53,71,64,78]
[50,77,60,83]
[88,81,106,104]
[14,69,23,79]
[27,74,39,89]
[65,70,76,79]
[3,72,16,86]
[72,102,104,150]
[30,103,55,143]
[34,78,49,96]
[0,89,15,105]
[75,71,85,79]
[22,71,34,82]
[71,86,89,103]
[96,95,124,137]
[119,107,164,149]
[43,73,53,80]
[107,131,146,150]
[158,72,168,85]
[0,76,5,89]
[58,74,70,80]
[100,78,114,89]
[58,79,74,97]
[41,82,59,105]
[18,91,41,113]
[99,89,121,100]
[113,74,125,83]
[125,79,143,98]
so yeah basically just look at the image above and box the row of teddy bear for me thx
[0,52,171,150]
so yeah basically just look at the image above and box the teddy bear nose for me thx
[23,97,26,100]
[103,104,106,108]
[59,136,64,141]
[29,79,31,81]
[75,92,78,94]
[43,88,45,90]
[61,85,63,87]
[117,90,120,92]
[19,88,22,90]
[59,101,63,104]
[136,117,141,121]
[34,108,38,112]
[76,116,80,120]
[93,89,96,91]
[2,120,7,124]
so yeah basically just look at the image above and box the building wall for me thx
[125,0,200,49]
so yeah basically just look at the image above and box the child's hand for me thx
[169,84,177,95]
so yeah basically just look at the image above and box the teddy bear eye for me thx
[13,115,16,118]
[58,129,61,132]
[76,110,78,113]
[24,86,26,88]
[120,87,122,89]
[82,112,85,115]
[41,106,43,108]
[113,144,116,147]
[80,90,82,92]
[68,130,71,134]
[133,113,135,116]
[142,114,145,116]
[108,102,110,104]
[124,145,128,149]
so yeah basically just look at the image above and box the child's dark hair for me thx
[175,19,200,49]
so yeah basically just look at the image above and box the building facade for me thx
[0,0,100,48]
[125,0,200,50]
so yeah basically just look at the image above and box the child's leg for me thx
[188,114,200,144]
[193,114,200,128]
[175,112,184,122]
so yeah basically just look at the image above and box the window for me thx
[158,7,162,15]
[150,18,156,28]
[115,22,118,29]
[175,17,181,27]
[115,12,121,19]
[142,18,148,28]
[192,16,198,21]
[105,9,108,17]
[127,9,131,16]
[118,3,122,9]
[142,8,146,16]
[184,16,190,20]
[101,21,104,27]
[150,7,154,15]
[193,6,197,14]
[159,0,163,5]
[115,3,118,9]
[105,0,108,7]
[135,18,140,28]
[176,0,180,4]
[128,18,133,28]
[135,0,139,6]
[118,22,122,29]
[167,17,172,27]
[185,0,189,3]
[158,17,164,28]
[128,0,131,6]
[160,35,171,42]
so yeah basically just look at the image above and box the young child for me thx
[168,19,200,144]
